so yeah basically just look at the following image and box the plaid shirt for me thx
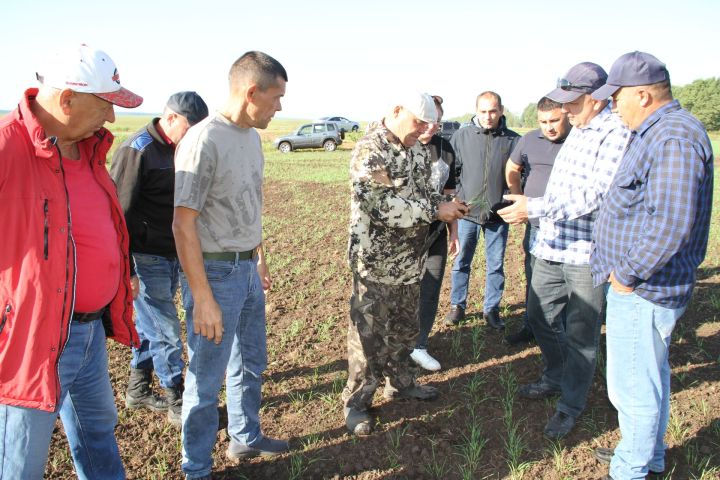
[527,106,630,264]
[591,100,714,308]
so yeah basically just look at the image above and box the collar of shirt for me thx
[635,99,681,137]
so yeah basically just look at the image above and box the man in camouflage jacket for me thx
[342,92,467,435]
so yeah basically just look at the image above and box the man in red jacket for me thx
[0,45,141,480]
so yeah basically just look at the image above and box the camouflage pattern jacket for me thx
[348,123,446,285]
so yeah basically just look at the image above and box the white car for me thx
[316,116,360,133]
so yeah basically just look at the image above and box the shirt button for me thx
[60,227,65,233]
[57,288,62,293]
[50,347,56,352]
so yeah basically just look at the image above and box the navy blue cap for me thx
[592,51,669,100]
[545,62,608,103]
[166,91,209,125]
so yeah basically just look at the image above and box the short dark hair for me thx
[648,80,672,100]
[537,97,562,111]
[476,91,502,108]
[229,51,288,91]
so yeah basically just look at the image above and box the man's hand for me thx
[448,235,460,257]
[193,297,224,344]
[257,260,272,293]
[130,275,139,299]
[609,271,634,295]
[497,194,528,225]
[437,199,468,223]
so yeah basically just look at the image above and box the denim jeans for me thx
[606,288,685,480]
[180,257,267,479]
[527,258,605,417]
[450,219,509,312]
[0,318,124,480]
[417,226,448,349]
[131,253,184,387]
[522,223,539,329]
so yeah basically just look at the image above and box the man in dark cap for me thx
[590,51,714,480]
[110,91,209,427]
[499,62,630,439]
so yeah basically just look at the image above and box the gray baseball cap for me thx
[166,91,209,125]
[545,62,608,103]
[592,51,670,100]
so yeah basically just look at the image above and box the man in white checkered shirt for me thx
[499,61,630,439]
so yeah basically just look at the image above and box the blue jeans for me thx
[180,258,267,479]
[131,253,184,387]
[0,318,124,480]
[606,288,685,480]
[450,219,508,312]
[527,258,605,418]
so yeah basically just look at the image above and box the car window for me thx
[313,124,326,133]
[327,124,336,131]
[298,125,312,135]
[328,117,338,121]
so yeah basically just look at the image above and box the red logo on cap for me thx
[112,68,120,85]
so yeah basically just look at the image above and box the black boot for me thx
[505,325,535,345]
[126,368,168,412]
[164,383,184,427]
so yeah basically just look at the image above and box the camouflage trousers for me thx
[342,274,420,411]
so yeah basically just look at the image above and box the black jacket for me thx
[109,119,177,259]
[450,116,519,224]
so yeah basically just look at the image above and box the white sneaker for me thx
[410,348,441,371]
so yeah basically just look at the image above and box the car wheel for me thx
[278,142,291,153]
[323,139,337,152]
[351,125,359,132]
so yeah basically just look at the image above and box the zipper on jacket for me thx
[43,199,49,260]
[52,142,76,410]
[0,304,9,335]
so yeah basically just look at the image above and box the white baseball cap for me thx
[394,91,437,123]
[36,44,143,108]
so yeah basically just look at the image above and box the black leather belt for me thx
[202,249,257,261]
[72,307,106,323]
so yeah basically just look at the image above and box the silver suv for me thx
[316,116,360,133]
[273,122,343,153]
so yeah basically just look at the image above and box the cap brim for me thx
[591,83,620,101]
[545,87,584,104]
[94,87,143,108]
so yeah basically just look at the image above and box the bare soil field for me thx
[44,142,720,479]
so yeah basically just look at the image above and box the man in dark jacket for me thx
[445,91,519,329]
[110,91,208,427]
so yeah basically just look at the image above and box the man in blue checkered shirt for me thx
[589,52,714,480]
[499,62,630,440]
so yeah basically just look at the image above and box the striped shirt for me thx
[591,100,714,308]
[527,105,630,264]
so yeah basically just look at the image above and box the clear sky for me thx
[2,0,717,121]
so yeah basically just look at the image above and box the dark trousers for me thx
[522,224,539,329]
[527,257,605,418]
[417,227,448,349]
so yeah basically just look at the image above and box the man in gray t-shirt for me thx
[172,51,290,479]
[504,97,570,345]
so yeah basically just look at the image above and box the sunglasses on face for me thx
[557,78,594,93]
